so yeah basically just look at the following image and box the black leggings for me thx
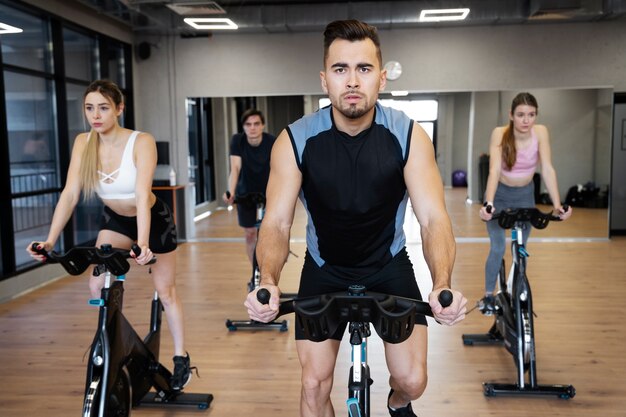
[296,247,427,340]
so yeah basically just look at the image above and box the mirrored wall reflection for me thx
[462,88,611,239]
[200,88,611,239]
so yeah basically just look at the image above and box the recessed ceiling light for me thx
[184,18,238,30]
[0,22,23,34]
[419,8,470,22]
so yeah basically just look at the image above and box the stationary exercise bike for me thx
[33,243,213,416]
[257,286,453,417]
[461,206,575,399]
[224,191,288,331]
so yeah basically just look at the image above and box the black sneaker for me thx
[478,295,496,316]
[171,352,195,391]
[387,389,417,417]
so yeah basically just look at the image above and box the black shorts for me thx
[295,247,427,340]
[236,203,259,228]
[100,198,177,254]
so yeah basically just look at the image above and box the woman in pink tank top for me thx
[476,92,572,315]
[26,80,194,390]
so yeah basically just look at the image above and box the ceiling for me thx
[75,0,626,36]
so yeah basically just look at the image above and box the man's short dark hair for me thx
[323,20,382,67]
[241,108,265,125]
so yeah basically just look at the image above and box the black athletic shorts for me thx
[236,202,259,228]
[100,197,177,254]
[295,247,427,340]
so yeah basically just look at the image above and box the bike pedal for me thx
[88,298,104,307]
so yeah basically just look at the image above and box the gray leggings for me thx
[484,182,535,293]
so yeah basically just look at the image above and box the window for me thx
[63,27,98,81]
[0,1,133,279]
[0,3,53,72]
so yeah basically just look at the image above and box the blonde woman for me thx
[27,80,193,390]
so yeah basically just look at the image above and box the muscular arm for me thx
[134,133,158,258]
[246,130,301,320]
[404,123,466,324]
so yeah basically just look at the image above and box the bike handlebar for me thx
[256,286,453,344]
[225,191,266,207]
[30,243,155,276]
[485,205,568,230]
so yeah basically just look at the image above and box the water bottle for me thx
[169,167,176,186]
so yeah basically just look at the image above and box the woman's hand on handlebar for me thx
[26,241,53,262]
[556,205,572,221]
[479,203,494,221]
[428,288,468,326]
[131,244,154,265]
[244,285,280,323]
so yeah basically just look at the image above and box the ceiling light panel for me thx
[419,8,470,22]
[0,22,23,34]
[184,17,238,30]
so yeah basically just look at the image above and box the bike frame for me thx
[33,244,213,415]
[462,207,575,399]
[347,322,371,417]
[226,193,289,331]
[261,285,451,416]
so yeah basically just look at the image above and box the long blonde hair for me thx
[501,92,538,170]
[79,80,124,200]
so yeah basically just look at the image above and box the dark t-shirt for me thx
[229,132,276,196]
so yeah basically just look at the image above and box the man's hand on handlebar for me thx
[245,284,280,323]
[428,288,468,326]
[223,191,234,205]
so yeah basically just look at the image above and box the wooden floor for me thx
[1,188,624,417]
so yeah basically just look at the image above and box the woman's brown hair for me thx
[501,92,538,170]
[79,80,124,199]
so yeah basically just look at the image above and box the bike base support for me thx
[462,332,504,346]
[483,382,575,399]
[225,319,288,332]
[140,391,214,410]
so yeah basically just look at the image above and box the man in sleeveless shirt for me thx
[245,20,467,417]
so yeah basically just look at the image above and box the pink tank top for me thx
[501,130,539,178]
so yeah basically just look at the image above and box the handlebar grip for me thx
[31,242,51,261]
[438,289,453,307]
[257,288,271,304]
[226,191,231,199]
[486,204,493,214]
[131,244,141,257]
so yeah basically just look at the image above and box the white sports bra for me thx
[96,131,140,200]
